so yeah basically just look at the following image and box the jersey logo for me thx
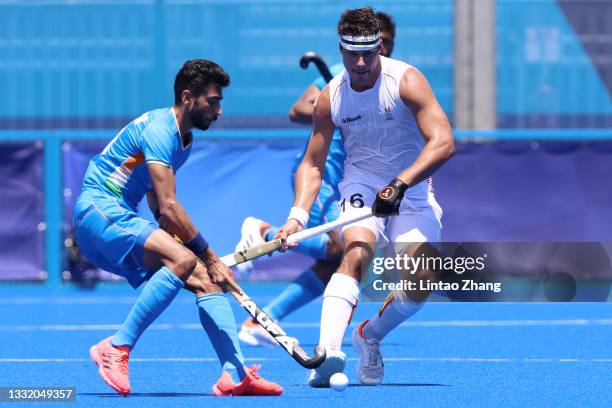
[342,114,362,124]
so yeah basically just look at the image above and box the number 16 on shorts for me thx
[337,183,384,240]
[340,193,365,212]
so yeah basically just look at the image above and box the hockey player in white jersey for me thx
[275,7,454,387]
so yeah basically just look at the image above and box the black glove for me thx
[372,178,408,216]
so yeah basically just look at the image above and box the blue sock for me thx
[111,266,184,349]
[265,226,330,260]
[264,267,325,321]
[196,293,246,382]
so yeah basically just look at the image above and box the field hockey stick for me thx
[220,211,373,267]
[218,211,373,368]
[183,240,325,369]
[299,51,333,83]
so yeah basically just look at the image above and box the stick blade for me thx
[298,345,326,369]
[299,51,317,68]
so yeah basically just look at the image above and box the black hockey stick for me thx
[300,51,333,83]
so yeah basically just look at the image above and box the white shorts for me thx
[336,178,443,250]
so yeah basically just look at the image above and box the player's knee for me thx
[187,277,222,296]
[182,262,224,296]
[345,241,374,264]
[172,249,197,279]
[339,241,375,279]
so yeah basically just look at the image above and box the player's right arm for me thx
[288,84,321,124]
[277,86,335,242]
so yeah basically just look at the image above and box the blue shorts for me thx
[73,191,157,288]
[305,180,341,228]
[292,137,344,228]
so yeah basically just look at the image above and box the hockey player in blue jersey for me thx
[74,59,282,397]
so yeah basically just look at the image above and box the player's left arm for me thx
[142,127,239,291]
[147,163,201,245]
[372,67,454,217]
[147,164,240,292]
[398,66,454,186]
[141,125,201,244]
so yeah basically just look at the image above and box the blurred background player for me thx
[73,59,282,397]
[276,7,453,387]
[236,11,397,347]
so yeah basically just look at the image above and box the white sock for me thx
[362,296,423,342]
[319,273,359,352]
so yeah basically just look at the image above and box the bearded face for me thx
[186,86,223,131]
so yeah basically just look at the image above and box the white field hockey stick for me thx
[220,211,373,267]
[218,211,373,368]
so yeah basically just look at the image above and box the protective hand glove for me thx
[372,178,408,216]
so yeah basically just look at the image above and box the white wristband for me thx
[288,206,309,227]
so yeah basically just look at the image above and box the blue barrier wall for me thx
[2,129,612,283]
[0,143,45,281]
[62,136,612,267]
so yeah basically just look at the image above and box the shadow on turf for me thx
[296,342,405,348]
[292,383,448,388]
[80,392,213,398]
[81,384,448,397]
[350,383,448,388]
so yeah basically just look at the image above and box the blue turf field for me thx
[0,283,610,407]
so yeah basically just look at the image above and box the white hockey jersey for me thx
[328,56,429,199]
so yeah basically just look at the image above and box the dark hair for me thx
[376,11,396,38]
[174,59,230,105]
[337,7,380,37]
